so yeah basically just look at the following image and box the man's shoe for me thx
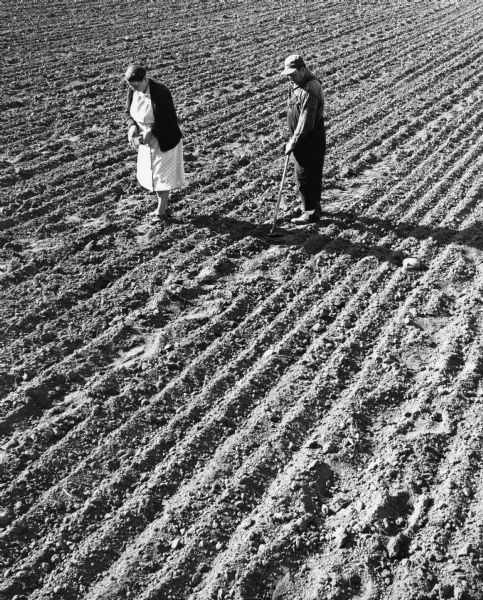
[290,212,320,225]
[281,210,300,222]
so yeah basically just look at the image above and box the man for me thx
[283,54,326,224]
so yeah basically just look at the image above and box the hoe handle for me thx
[270,154,290,232]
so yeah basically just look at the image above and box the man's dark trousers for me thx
[293,134,326,216]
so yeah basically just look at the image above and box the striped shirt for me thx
[287,72,325,147]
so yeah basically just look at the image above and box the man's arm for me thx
[287,83,320,152]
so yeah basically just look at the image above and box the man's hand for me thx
[285,140,295,155]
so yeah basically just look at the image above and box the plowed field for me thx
[2,0,483,599]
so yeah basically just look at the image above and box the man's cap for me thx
[125,64,147,82]
[282,54,306,75]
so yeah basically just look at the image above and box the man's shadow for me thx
[188,210,483,265]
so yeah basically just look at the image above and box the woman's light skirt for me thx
[137,138,186,192]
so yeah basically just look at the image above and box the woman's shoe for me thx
[150,214,166,225]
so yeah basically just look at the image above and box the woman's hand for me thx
[128,125,138,149]
[142,130,154,145]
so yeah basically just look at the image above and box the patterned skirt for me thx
[137,138,186,192]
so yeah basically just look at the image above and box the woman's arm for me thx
[150,82,177,139]
[124,88,138,130]
[125,88,139,147]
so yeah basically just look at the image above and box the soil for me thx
[1,0,483,599]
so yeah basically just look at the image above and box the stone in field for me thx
[0,509,12,527]
[402,257,421,271]
[387,533,410,559]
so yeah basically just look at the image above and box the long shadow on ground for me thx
[188,211,483,265]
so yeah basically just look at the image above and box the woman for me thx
[124,64,185,224]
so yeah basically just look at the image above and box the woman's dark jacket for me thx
[125,78,182,151]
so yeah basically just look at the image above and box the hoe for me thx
[266,154,290,238]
